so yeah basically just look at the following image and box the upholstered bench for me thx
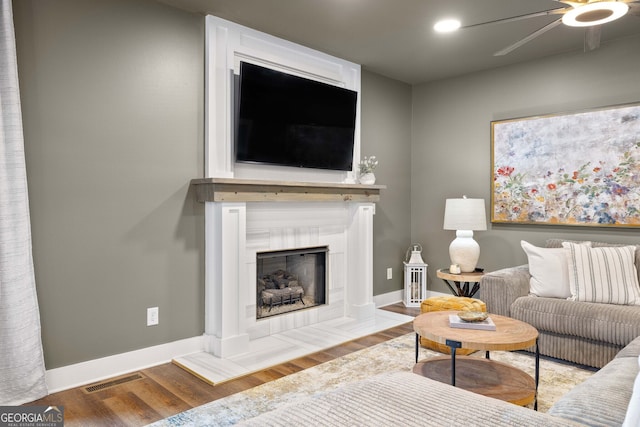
[420,295,486,355]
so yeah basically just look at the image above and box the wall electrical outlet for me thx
[386,267,393,280]
[147,307,159,326]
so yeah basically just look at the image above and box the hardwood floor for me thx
[28,304,420,426]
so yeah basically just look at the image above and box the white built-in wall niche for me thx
[204,15,362,184]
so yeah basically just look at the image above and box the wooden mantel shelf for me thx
[191,178,385,203]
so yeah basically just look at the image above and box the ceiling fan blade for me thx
[555,0,586,7]
[462,7,567,29]
[494,18,564,56]
[584,25,601,51]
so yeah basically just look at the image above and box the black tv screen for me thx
[235,62,357,171]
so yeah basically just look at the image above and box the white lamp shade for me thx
[443,198,487,231]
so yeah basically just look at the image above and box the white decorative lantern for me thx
[404,244,428,307]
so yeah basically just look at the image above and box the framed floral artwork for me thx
[491,102,640,227]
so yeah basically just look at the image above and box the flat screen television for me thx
[235,61,358,171]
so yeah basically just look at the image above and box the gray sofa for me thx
[548,336,640,426]
[480,239,640,368]
[237,336,640,426]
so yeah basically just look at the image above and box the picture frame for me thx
[491,102,640,227]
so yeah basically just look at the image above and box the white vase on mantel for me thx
[359,172,376,185]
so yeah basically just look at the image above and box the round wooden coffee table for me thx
[413,311,539,408]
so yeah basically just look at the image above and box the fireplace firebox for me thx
[256,246,328,320]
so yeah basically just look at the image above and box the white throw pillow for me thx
[622,355,640,427]
[563,242,640,305]
[521,240,573,299]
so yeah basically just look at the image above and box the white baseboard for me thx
[374,289,448,308]
[373,289,403,307]
[45,335,204,393]
[426,290,449,298]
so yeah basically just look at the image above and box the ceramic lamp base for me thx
[449,230,480,273]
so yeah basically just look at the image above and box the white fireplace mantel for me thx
[194,178,384,359]
[196,17,381,361]
[174,15,409,385]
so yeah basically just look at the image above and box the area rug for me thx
[148,333,595,426]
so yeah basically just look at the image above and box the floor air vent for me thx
[83,372,145,393]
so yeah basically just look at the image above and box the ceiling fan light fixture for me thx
[562,2,629,27]
[434,19,461,33]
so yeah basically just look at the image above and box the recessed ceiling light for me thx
[434,19,461,33]
[562,2,629,27]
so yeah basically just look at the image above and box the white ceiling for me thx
[156,0,640,84]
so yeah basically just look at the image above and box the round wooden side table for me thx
[436,268,484,297]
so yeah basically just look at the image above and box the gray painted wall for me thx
[19,0,639,370]
[361,71,412,296]
[14,0,205,368]
[13,0,412,368]
[411,34,640,294]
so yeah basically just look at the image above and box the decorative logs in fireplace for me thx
[256,246,328,320]
[258,269,305,311]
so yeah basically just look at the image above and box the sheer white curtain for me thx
[0,0,48,405]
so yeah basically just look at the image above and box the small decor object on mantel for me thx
[358,155,378,185]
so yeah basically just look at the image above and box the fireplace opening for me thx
[256,246,328,320]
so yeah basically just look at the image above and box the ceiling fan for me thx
[463,0,640,56]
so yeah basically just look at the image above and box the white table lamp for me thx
[443,196,487,273]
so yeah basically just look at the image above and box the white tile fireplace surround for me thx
[174,179,413,384]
